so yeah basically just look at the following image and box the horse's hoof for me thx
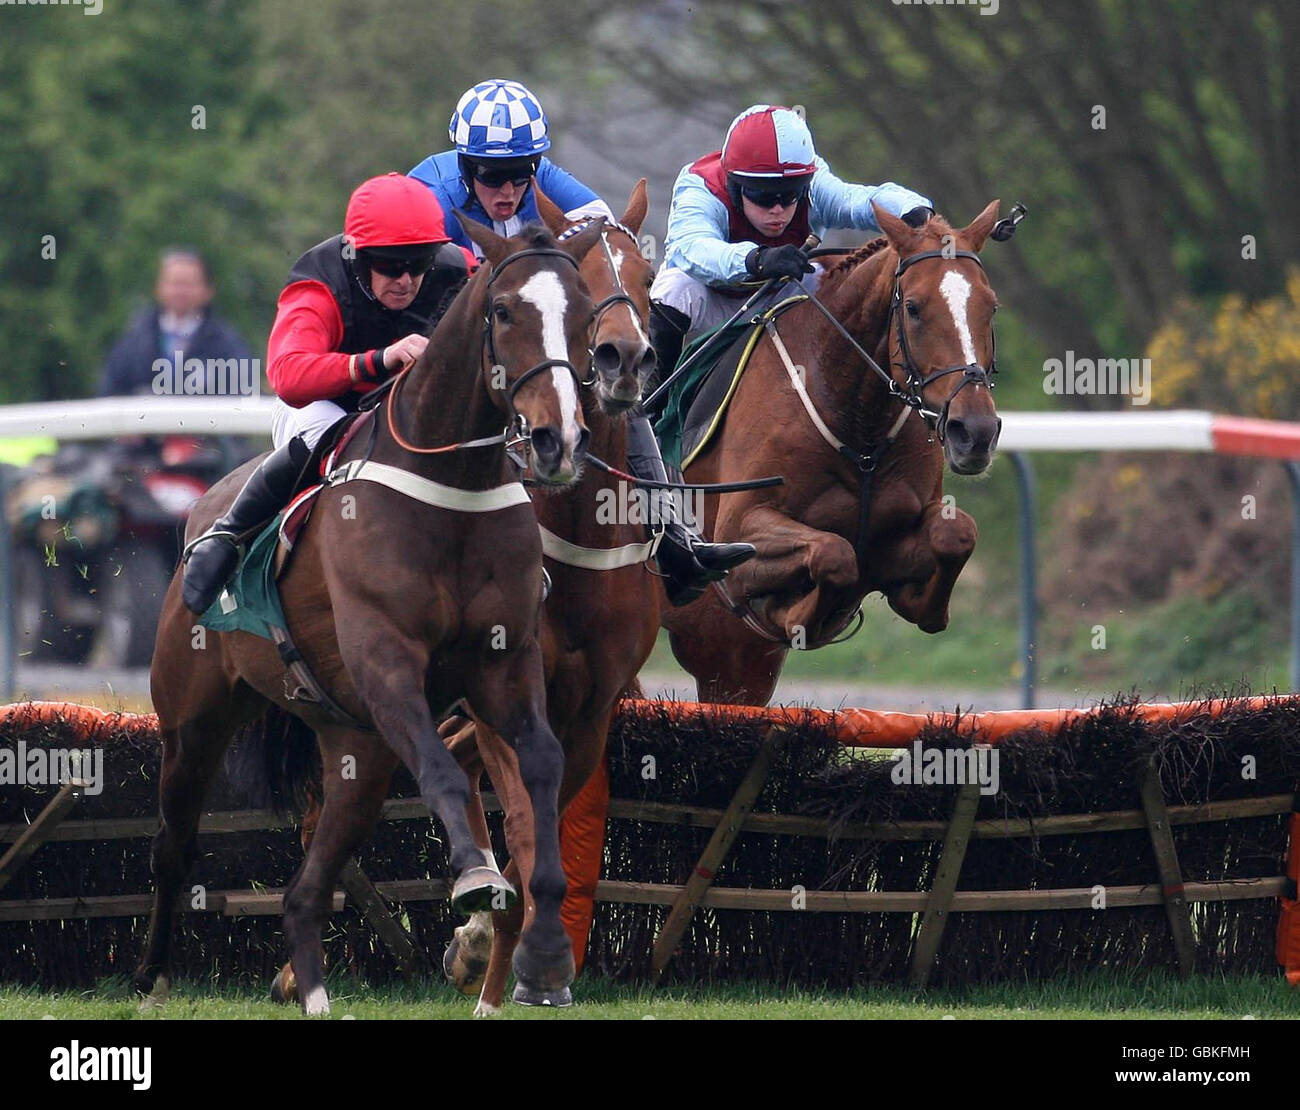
[269,964,297,1005]
[301,984,331,1017]
[442,928,489,996]
[512,983,573,1008]
[137,974,169,1012]
[473,998,503,1018]
[451,867,517,914]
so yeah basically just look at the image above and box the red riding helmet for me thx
[343,172,451,252]
[721,105,818,180]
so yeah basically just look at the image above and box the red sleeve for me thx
[266,281,385,406]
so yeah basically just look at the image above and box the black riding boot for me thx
[644,302,691,421]
[181,436,312,615]
[625,411,755,607]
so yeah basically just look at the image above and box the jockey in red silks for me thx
[646,104,934,391]
[181,173,474,615]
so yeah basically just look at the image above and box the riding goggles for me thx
[364,250,437,278]
[469,159,539,189]
[739,182,810,208]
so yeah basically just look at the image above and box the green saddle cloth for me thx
[652,317,754,471]
[197,514,288,640]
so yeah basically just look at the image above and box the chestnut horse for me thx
[662,202,1005,705]
[134,218,607,1014]
[438,183,663,1013]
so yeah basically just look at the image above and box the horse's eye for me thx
[906,300,921,320]
[493,303,510,324]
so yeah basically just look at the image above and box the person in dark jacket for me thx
[98,248,252,397]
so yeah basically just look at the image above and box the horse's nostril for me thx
[575,428,590,459]
[945,418,971,449]
[592,343,622,377]
[531,427,562,468]
[637,345,657,375]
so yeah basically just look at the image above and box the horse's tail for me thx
[224,705,321,816]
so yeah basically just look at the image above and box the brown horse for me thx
[436,183,664,1013]
[662,202,1005,705]
[134,218,608,1014]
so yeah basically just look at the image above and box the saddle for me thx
[653,289,806,471]
[195,408,375,640]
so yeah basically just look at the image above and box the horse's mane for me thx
[817,214,958,291]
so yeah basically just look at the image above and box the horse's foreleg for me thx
[881,504,978,632]
[721,505,859,603]
[438,715,499,996]
[469,669,572,1008]
[281,728,396,1016]
[338,630,498,901]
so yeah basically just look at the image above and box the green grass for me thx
[3,971,1295,1020]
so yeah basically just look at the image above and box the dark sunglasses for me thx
[471,162,537,189]
[740,183,808,208]
[367,253,435,278]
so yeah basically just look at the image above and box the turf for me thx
[2,971,1295,1020]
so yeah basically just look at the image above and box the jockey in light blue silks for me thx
[410,79,755,605]
[647,104,935,388]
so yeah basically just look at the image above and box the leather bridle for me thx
[388,245,589,455]
[889,248,997,442]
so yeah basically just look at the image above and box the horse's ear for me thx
[533,186,569,236]
[457,212,509,265]
[620,178,648,235]
[872,201,921,253]
[558,215,606,262]
[961,199,1002,252]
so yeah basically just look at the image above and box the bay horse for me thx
[661,202,1005,705]
[437,182,663,1013]
[134,217,608,1014]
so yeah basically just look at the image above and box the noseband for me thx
[889,249,997,442]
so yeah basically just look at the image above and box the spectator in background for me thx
[98,248,252,396]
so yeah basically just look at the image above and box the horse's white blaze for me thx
[304,984,330,1016]
[610,248,649,345]
[939,270,978,366]
[517,270,580,449]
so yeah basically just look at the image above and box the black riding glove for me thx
[901,206,934,229]
[745,244,814,281]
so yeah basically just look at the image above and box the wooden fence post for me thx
[649,724,788,982]
[908,772,984,989]
[1140,757,1197,976]
[338,857,425,978]
[0,779,85,893]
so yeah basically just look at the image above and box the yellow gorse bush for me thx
[1149,270,1300,418]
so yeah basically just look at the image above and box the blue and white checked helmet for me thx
[449,79,551,159]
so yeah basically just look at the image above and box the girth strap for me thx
[324,459,530,513]
[538,524,662,570]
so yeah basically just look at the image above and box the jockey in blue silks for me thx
[410,78,754,605]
